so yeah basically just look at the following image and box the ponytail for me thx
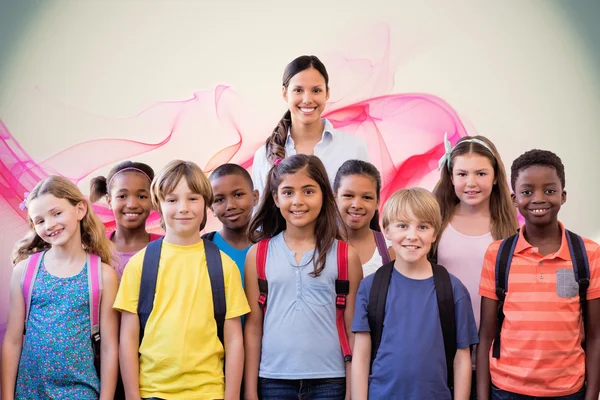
[265,110,290,164]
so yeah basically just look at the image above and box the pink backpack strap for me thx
[87,253,102,342]
[373,230,391,264]
[21,252,44,333]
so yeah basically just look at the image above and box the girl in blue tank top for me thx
[2,176,119,400]
[244,154,363,400]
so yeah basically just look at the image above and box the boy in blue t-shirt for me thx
[351,188,478,400]
[204,163,258,285]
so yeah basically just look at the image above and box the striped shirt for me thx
[479,222,600,397]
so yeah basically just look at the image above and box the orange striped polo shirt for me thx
[479,223,600,397]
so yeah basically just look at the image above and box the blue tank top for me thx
[259,232,345,379]
[16,255,100,399]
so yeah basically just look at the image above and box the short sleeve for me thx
[452,277,479,349]
[113,249,145,314]
[585,239,600,300]
[251,145,269,199]
[222,252,251,319]
[479,242,499,300]
[351,277,373,333]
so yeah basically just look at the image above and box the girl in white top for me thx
[334,160,394,277]
[252,55,369,200]
[432,134,518,398]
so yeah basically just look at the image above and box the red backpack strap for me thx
[256,238,271,315]
[335,240,352,362]
[21,252,44,334]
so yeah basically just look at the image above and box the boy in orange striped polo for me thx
[476,149,600,400]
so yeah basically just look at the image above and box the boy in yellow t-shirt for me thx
[114,160,250,400]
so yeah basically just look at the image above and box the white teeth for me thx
[403,245,419,249]
[349,213,363,217]
[532,209,548,213]
[124,213,140,216]
[292,211,307,215]
[300,107,316,113]
[49,230,61,237]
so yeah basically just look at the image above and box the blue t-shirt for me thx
[212,232,249,287]
[352,267,479,400]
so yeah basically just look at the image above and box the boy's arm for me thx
[1,262,27,400]
[344,247,363,399]
[99,264,119,400]
[476,297,497,400]
[452,347,472,400]
[584,298,600,400]
[223,317,244,400]
[120,311,142,400]
[351,332,371,400]
[243,245,263,400]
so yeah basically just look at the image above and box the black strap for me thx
[566,230,590,349]
[138,238,227,346]
[492,234,518,359]
[432,263,456,388]
[201,231,217,242]
[367,262,394,369]
[138,238,164,343]
[204,239,226,346]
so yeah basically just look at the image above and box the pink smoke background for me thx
[0,26,472,346]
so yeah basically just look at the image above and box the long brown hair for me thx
[249,154,342,276]
[433,135,518,240]
[12,175,114,265]
[265,55,329,164]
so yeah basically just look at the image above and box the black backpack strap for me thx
[492,234,519,359]
[138,237,164,343]
[203,238,226,346]
[565,230,590,349]
[432,263,456,388]
[201,231,217,242]
[367,261,394,369]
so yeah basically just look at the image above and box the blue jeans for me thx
[259,377,346,400]
[491,384,585,400]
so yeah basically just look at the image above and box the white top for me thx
[251,118,369,198]
[362,248,384,278]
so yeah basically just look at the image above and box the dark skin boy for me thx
[477,165,600,400]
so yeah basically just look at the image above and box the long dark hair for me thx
[333,159,382,231]
[249,154,341,276]
[265,55,329,164]
[433,135,518,240]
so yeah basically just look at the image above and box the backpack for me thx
[22,252,102,377]
[373,230,391,265]
[201,231,217,242]
[138,237,226,346]
[492,230,590,359]
[367,261,457,388]
[255,238,353,362]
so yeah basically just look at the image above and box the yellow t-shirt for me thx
[113,240,250,399]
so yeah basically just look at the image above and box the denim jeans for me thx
[259,377,346,400]
[491,384,585,400]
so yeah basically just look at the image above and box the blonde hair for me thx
[151,160,213,231]
[12,175,114,265]
[433,135,518,240]
[382,187,442,235]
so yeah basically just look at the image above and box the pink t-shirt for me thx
[437,223,493,331]
[107,231,162,278]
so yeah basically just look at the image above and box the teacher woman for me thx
[252,55,369,198]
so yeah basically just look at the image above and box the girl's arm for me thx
[99,264,119,400]
[452,347,472,400]
[476,297,497,400]
[120,311,142,400]
[1,262,27,400]
[344,247,363,400]
[584,298,600,400]
[223,316,244,400]
[243,245,263,400]
[350,332,371,400]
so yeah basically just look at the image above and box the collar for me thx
[286,118,335,147]
[514,221,571,260]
